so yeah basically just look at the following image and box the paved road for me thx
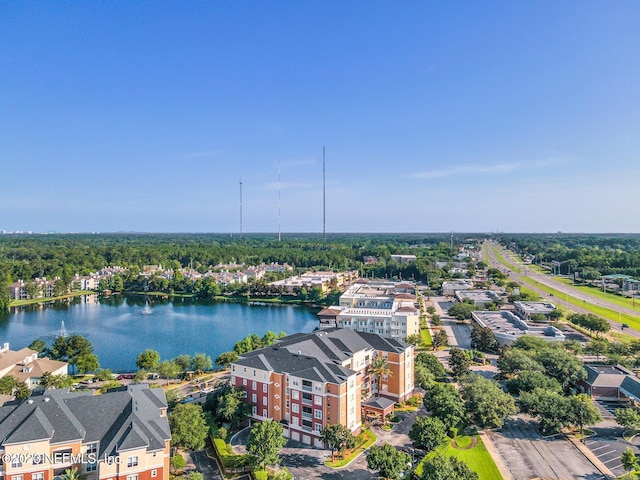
[483,241,640,339]
[190,450,223,480]
[488,415,608,480]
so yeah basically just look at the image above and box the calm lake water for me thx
[4,295,318,372]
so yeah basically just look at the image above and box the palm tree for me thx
[369,357,393,392]
[60,468,85,480]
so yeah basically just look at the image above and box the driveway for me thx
[189,450,223,480]
[487,414,608,480]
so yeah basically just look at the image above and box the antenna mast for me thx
[240,177,243,240]
[323,146,326,242]
[278,159,281,242]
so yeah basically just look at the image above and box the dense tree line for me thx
[496,234,640,277]
[0,233,473,292]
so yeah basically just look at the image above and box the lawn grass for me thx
[554,277,640,312]
[9,290,94,307]
[414,435,502,480]
[325,429,377,468]
[420,329,433,348]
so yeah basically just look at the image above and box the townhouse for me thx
[230,328,414,448]
[0,384,171,480]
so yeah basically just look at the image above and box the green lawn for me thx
[554,277,640,312]
[420,329,432,348]
[414,435,502,480]
[9,290,94,306]
[325,429,377,468]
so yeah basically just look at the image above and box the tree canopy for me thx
[247,420,287,469]
[168,403,208,451]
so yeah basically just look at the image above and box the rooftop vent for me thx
[27,399,33,404]
[44,397,50,402]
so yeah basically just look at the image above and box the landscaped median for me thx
[324,429,377,468]
[413,433,503,480]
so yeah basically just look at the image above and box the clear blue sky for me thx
[1,1,639,233]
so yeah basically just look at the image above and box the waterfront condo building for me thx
[230,328,414,448]
[0,384,171,480]
[317,281,419,341]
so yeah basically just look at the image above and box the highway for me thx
[483,241,640,340]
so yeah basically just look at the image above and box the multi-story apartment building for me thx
[270,271,359,294]
[0,384,171,480]
[0,343,68,390]
[230,328,414,448]
[317,281,419,341]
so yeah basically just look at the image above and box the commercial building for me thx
[454,289,500,306]
[0,384,171,480]
[579,365,640,402]
[471,310,565,346]
[441,279,474,297]
[230,328,414,448]
[317,281,419,341]
[513,301,557,321]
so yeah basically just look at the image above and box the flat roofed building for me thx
[441,279,474,296]
[230,328,414,448]
[513,301,557,321]
[0,384,171,480]
[319,281,419,340]
[472,310,565,346]
[454,289,500,306]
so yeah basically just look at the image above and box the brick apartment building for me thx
[230,328,414,448]
[0,385,171,480]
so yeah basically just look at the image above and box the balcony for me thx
[302,385,313,392]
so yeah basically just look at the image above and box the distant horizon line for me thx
[2,230,640,236]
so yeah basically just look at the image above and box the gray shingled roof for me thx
[0,384,169,452]
[235,328,409,385]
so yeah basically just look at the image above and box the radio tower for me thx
[239,177,243,240]
[323,146,326,242]
[278,159,282,242]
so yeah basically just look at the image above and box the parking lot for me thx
[584,437,626,477]
[584,423,640,479]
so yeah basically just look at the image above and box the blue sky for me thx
[1,1,639,233]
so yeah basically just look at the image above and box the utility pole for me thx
[239,177,243,241]
[278,159,281,242]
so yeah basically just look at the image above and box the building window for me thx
[253,369,256,377]
[32,454,44,465]
[86,463,97,472]
[12,476,23,480]
[230,375,235,384]
[314,423,322,432]
[262,396,267,405]
[11,460,22,469]
[314,409,322,419]
[314,396,322,406]
[32,474,44,480]
[243,378,247,386]
[86,442,98,455]
[252,393,257,402]
[262,409,267,417]
[263,383,268,393]
[127,456,139,468]
[151,471,157,478]
[292,390,299,400]
[252,406,257,415]
[127,475,138,480]
[302,419,313,429]
[252,381,257,390]
[292,403,299,413]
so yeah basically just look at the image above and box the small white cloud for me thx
[412,157,563,179]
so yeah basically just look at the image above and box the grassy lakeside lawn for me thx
[9,290,94,307]
[414,435,502,480]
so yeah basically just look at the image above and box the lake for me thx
[4,295,318,372]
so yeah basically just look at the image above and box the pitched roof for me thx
[234,329,410,385]
[0,384,169,451]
